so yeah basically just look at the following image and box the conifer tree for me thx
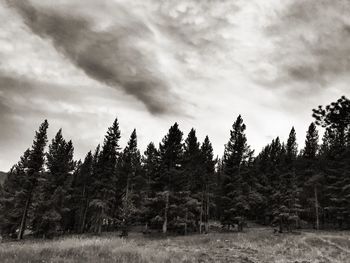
[32,129,75,237]
[142,142,160,193]
[221,115,253,227]
[73,151,94,233]
[313,96,350,228]
[0,121,49,239]
[90,118,120,234]
[286,127,298,163]
[279,128,300,222]
[141,142,161,231]
[313,96,350,147]
[117,129,142,235]
[299,123,323,229]
[200,136,216,232]
[260,138,283,221]
[303,123,319,160]
[182,129,202,192]
[0,150,30,237]
[16,120,49,240]
[214,158,223,220]
[158,123,183,233]
[252,144,271,223]
[180,129,203,232]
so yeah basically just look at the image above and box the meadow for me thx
[1,227,350,263]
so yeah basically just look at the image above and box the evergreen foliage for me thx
[221,115,253,226]
[0,120,49,239]
[1,96,350,238]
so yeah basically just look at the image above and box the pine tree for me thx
[317,127,342,227]
[279,127,300,226]
[299,123,322,229]
[313,96,350,148]
[303,123,319,160]
[84,144,101,232]
[253,137,284,224]
[286,127,298,163]
[90,118,121,234]
[117,129,143,235]
[142,142,160,193]
[0,150,30,237]
[16,120,49,240]
[0,121,49,239]
[313,96,350,228]
[158,123,183,233]
[141,142,160,232]
[214,158,223,220]
[181,129,203,233]
[221,115,253,228]
[200,136,216,232]
[73,151,94,233]
[32,129,75,237]
[182,129,202,192]
[252,145,270,224]
[119,130,143,197]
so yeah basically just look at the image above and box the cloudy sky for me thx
[0,0,349,171]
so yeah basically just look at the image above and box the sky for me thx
[0,0,349,171]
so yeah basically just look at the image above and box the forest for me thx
[0,95,349,240]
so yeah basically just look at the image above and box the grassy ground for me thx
[1,227,350,262]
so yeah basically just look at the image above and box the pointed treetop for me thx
[201,136,214,163]
[104,117,121,148]
[126,129,137,151]
[184,128,200,154]
[286,127,298,160]
[303,122,319,159]
[29,120,49,172]
[224,115,252,166]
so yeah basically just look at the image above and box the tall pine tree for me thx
[158,123,183,233]
[32,129,75,237]
[90,118,121,234]
[117,129,143,235]
[200,136,216,232]
[221,115,253,228]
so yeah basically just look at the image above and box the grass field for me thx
[1,227,350,262]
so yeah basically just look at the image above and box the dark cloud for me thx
[0,72,109,171]
[6,0,179,115]
[0,74,39,168]
[0,73,68,130]
[266,0,350,86]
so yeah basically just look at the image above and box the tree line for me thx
[0,96,349,239]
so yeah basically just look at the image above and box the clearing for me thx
[1,227,350,262]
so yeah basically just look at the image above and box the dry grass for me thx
[1,228,350,262]
[0,236,195,263]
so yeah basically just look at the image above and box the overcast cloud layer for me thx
[0,0,348,171]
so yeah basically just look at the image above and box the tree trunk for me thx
[98,215,102,235]
[80,198,89,233]
[18,192,31,240]
[79,185,87,233]
[126,174,130,201]
[98,207,103,235]
[279,216,283,233]
[199,192,203,234]
[205,190,210,233]
[163,191,169,234]
[185,210,188,235]
[315,185,319,230]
